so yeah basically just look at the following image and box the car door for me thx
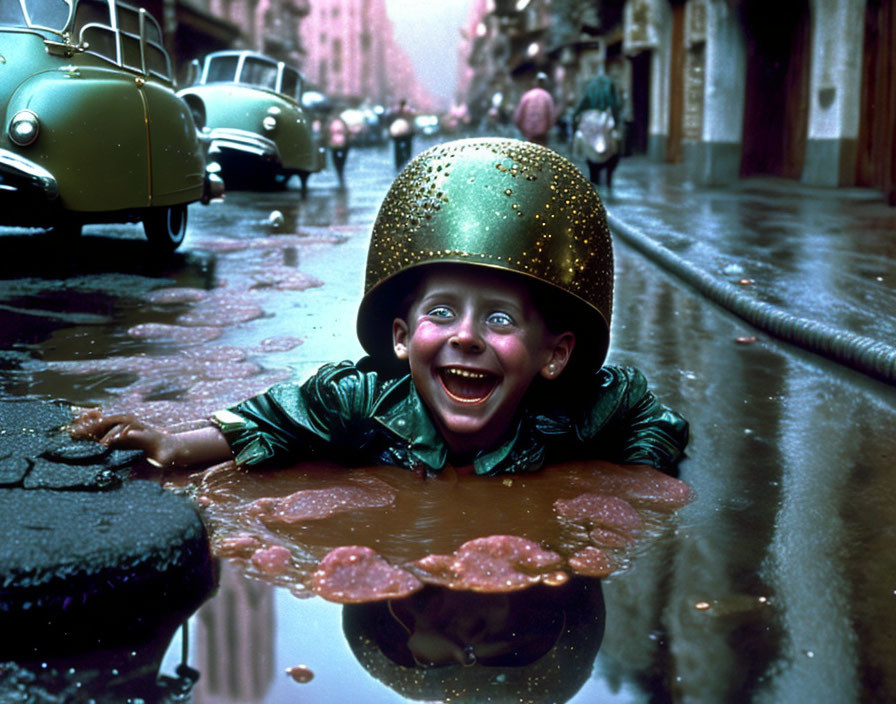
[46,0,151,211]
[113,3,204,207]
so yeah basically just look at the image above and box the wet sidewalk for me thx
[597,156,896,384]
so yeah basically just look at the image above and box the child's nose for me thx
[449,314,484,352]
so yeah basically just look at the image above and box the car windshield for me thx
[205,55,239,83]
[280,66,302,101]
[1,0,72,30]
[203,53,300,100]
[240,56,278,91]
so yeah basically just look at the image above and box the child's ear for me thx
[540,332,575,379]
[392,318,410,360]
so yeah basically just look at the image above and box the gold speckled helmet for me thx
[357,137,613,372]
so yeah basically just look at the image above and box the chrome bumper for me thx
[0,148,59,200]
[205,128,280,162]
[201,163,225,204]
[0,148,61,225]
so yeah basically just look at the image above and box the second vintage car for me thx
[178,51,325,191]
[0,0,223,251]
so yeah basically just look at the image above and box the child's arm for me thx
[582,366,689,476]
[70,408,233,470]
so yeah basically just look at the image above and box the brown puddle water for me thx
[162,458,692,603]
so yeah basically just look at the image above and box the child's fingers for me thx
[97,422,125,445]
[98,422,147,449]
[68,408,104,438]
[71,412,143,441]
[91,413,142,429]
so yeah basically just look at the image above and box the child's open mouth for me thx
[438,366,499,404]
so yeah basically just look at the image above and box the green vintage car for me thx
[0,0,223,251]
[178,51,325,191]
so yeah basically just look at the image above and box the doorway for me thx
[856,0,896,204]
[666,0,686,163]
[739,0,811,178]
[629,51,651,155]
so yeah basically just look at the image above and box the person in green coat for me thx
[573,73,621,125]
[572,73,622,189]
[73,138,688,477]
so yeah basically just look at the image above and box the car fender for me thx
[0,33,59,105]
[4,65,151,212]
[141,81,205,207]
[180,84,318,173]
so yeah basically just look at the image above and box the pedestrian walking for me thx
[389,99,415,169]
[513,73,556,147]
[327,112,350,187]
[572,71,622,190]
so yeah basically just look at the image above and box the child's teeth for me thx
[448,368,485,379]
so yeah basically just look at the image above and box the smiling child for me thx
[74,138,688,476]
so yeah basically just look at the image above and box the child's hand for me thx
[70,408,174,468]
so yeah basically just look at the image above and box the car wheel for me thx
[297,170,310,198]
[143,204,187,253]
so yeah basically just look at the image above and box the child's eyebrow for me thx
[418,290,528,315]
[417,289,459,305]
[480,297,526,313]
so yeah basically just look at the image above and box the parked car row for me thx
[0,0,323,251]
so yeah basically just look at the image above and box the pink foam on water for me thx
[554,493,645,533]
[250,545,293,575]
[568,546,615,577]
[312,546,423,603]
[146,287,209,304]
[248,480,395,524]
[412,535,567,592]
[128,323,222,344]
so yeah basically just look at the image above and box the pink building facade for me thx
[204,0,309,65]
[300,0,434,110]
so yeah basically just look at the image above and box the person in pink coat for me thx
[513,73,556,147]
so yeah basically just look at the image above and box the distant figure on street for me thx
[327,112,350,187]
[572,72,621,191]
[513,72,556,147]
[389,99,415,169]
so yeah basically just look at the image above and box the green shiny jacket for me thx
[214,359,689,476]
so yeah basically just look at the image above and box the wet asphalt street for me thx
[1,137,895,703]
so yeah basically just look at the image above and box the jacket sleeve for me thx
[579,366,689,474]
[212,361,384,468]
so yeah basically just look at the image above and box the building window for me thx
[332,38,341,75]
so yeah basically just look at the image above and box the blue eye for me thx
[487,311,514,327]
[427,306,454,319]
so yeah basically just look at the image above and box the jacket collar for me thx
[374,376,563,476]
[374,377,447,471]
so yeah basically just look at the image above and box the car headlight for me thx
[9,110,39,146]
[262,115,277,132]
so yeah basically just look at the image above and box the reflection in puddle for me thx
[344,579,604,702]
[0,628,202,704]
[194,562,607,704]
